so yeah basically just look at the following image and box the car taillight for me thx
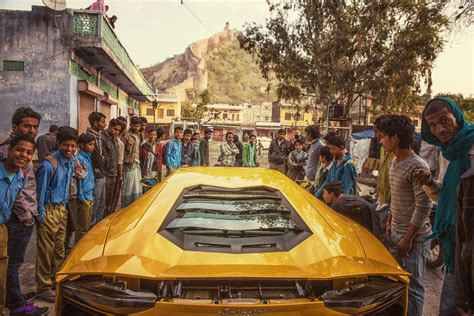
[320,280,405,314]
[61,280,157,314]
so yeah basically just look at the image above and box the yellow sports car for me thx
[56,168,409,315]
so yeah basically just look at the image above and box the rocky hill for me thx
[140,26,276,104]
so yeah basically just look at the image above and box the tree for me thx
[181,89,216,127]
[239,1,449,115]
[434,93,474,121]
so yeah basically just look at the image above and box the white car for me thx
[257,136,272,150]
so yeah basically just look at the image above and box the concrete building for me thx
[241,102,273,125]
[205,104,245,125]
[272,102,317,128]
[140,94,181,124]
[0,6,153,138]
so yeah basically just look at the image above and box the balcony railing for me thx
[71,10,153,98]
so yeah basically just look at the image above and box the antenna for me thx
[42,0,67,11]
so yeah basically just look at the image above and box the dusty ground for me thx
[14,144,443,315]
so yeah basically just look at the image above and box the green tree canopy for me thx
[240,1,449,114]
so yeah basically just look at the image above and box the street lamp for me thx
[152,98,158,125]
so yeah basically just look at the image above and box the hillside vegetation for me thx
[207,40,276,104]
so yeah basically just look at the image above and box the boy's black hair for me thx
[294,139,304,146]
[130,116,141,125]
[140,117,148,124]
[323,131,337,143]
[378,115,414,150]
[326,135,345,148]
[324,181,344,196]
[174,126,183,132]
[225,131,234,138]
[249,134,256,139]
[204,128,213,134]
[319,146,333,161]
[373,115,390,128]
[183,128,193,136]
[9,134,35,149]
[88,112,106,126]
[49,125,59,133]
[117,116,127,123]
[304,125,320,139]
[12,107,41,126]
[56,126,78,144]
[109,118,122,129]
[157,127,165,138]
[78,133,95,145]
[277,128,285,134]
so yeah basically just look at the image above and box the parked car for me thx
[57,168,409,315]
[256,136,272,150]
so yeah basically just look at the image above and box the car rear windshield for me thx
[158,186,312,253]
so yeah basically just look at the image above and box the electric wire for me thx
[181,0,214,35]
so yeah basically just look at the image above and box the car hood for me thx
[58,169,407,281]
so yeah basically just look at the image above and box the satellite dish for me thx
[42,0,67,11]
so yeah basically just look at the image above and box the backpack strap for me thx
[44,155,58,204]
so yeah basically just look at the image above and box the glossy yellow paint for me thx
[56,167,409,314]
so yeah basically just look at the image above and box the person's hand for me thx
[397,236,413,257]
[412,168,434,186]
[22,218,34,228]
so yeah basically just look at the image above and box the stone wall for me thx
[0,6,72,140]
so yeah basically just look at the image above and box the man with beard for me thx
[122,116,142,207]
[414,98,474,315]
[86,112,107,226]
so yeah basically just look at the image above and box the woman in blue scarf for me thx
[418,97,474,314]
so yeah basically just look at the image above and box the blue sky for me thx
[1,0,473,97]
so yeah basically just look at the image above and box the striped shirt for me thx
[389,154,432,240]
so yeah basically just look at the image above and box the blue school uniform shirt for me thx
[0,163,26,224]
[315,153,358,198]
[36,151,74,221]
[165,137,183,169]
[76,150,95,203]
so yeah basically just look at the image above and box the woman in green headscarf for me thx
[416,97,474,315]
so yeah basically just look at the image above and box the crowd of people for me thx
[0,96,472,316]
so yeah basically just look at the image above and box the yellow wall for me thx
[280,108,315,127]
[140,102,181,124]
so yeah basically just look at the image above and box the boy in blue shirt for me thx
[75,134,95,243]
[35,127,77,303]
[0,135,36,315]
[165,126,183,175]
[315,135,358,198]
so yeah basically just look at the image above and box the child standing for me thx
[35,127,77,303]
[287,139,307,181]
[75,134,95,243]
[0,135,39,315]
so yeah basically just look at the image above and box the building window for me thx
[214,112,219,119]
[146,108,154,116]
[236,114,240,121]
[265,116,269,121]
[157,109,164,119]
[285,113,292,120]
[247,104,252,108]
[3,60,24,71]
[166,109,175,117]
[232,114,235,121]
[223,113,228,119]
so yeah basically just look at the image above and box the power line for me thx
[181,0,214,35]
